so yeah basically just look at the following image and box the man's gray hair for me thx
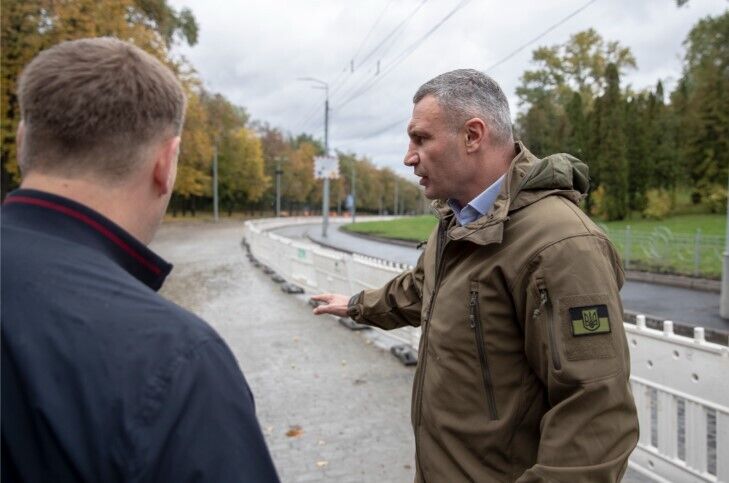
[413,69,513,145]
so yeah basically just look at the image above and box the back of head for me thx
[413,69,513,146]
[18,37,186,183]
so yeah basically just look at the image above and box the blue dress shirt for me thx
[448,174,506,226]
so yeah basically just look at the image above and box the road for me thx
[275,221,728,332]
[151,220,652,483]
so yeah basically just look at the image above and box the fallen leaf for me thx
[286,425,303,438]
[316,460,328,469]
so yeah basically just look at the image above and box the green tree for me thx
[594,64,629,220]
[679,11,729,203]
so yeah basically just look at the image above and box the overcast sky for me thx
[168,0,727,181]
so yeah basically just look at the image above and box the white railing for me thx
[244,217,729,483]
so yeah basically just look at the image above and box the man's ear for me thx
[17,121,25,163]
[464,118,487,153]
[152,136,181,196]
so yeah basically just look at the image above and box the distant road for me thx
[273,222,728,332]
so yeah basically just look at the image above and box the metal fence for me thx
[245,217,729,483]
[600,226,724,279]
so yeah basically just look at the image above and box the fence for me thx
[601,226,724,279]
[244,217,729,483]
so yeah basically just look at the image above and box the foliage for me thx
[642,189,673,220]
[703,184,728,214]
[516,12,728,222]
[0,0,197,196]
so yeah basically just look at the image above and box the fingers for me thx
[310,293,333,303]
[310,293,349,317]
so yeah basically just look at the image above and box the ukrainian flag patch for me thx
[569,305,611,336]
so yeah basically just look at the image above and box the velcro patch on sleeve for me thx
[569,305,611,336]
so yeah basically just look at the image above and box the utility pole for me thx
[721,173,729,319]
[394,180,399,216]
[351,161,356,223]
[212,144,219,222]
[275,156,283,217]
[299,77,330,237]
[322,89,330,237]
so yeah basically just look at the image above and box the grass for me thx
[598,214,725,237]
[344,213,726,278]
[343,215,437,242]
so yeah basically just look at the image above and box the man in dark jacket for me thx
[1,37,279,482]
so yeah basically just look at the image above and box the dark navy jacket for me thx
[1,189,280,482]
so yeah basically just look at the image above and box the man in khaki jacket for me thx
[312,69,638,482]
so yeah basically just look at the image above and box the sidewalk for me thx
[151,221,653,483]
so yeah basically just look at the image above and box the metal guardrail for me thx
[601,226,723,279]
[245,217,729,483]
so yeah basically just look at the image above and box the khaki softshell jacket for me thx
[348,143,639,482]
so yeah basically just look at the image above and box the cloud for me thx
[170,0,727,179]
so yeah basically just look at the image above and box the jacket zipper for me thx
[537,280,561,371]
[469,288,498,420]
[414,218,448,476]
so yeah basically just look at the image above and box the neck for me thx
[20,172,155,244]
[457,141,516,205]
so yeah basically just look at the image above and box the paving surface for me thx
[152,221,415,483]
[151,220,653,483]
[282,222,727,332]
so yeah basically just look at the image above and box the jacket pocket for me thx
[469,282,498,420]
[536,277,562,371]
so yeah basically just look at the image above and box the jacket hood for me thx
[434,141,590,245]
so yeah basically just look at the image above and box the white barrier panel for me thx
[244,217,729,483]
[627,317,729,483]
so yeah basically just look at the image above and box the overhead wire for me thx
[331,0,429,101]
[342,0,600,144]
[336,0,471,110]
[294,0,409,135]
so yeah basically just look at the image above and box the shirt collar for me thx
[2,189,172,290]
[448,174,506,226]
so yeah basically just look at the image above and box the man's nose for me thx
[404,150,419,166]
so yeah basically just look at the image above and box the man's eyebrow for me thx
[408,125,425,136]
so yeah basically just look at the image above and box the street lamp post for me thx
[212,144,219,222]
[298,77,330,237]
[275,156,284,217]
[720,173,729,319]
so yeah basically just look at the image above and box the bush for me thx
[642,189,673,220]
[590,185,608,219]
[705,184,728,214]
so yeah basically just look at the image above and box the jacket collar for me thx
[432,141,586,246]
[2,189,172,290]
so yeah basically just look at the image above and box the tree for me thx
[0,0,199,198]
[594,64,629,220]
[516,29,636,160]
[174,92,213,214]
[679,11,729,203]
[218,127,269,214]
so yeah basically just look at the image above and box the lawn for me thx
[343,213,726,278]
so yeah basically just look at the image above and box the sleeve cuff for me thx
[347,291,364,319]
